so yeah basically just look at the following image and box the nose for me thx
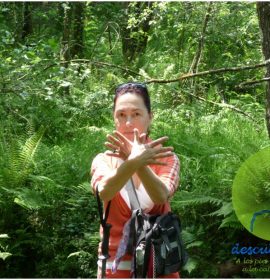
[126,116,133,127]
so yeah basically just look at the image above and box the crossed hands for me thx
[105,129,173,167]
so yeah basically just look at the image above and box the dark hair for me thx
[113,82,151,113]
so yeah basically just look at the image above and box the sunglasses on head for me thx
[115,82,148,94]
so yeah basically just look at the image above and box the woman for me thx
[91,82,180,278]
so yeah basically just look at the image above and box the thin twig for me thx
[107,22,121,53]
[89,23,109,59]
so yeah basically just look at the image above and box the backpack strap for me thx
[142,228,154,278]
[96,189,111,227]
[126,179,141,210]
[124,178,141,255]
[171,216,188,266]
[125,178,144,255]
[96,188,112,278]
[126,209,139,254]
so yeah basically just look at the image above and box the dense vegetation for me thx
[0,2,269,278]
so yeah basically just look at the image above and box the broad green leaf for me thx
[0,252,12,260]
[67,251,83,259]
[186,241,203,249]
[183,257,198,274]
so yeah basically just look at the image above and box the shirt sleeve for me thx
[90,153,111,194]
[156,153,180,197]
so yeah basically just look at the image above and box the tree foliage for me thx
[0,1,269,278]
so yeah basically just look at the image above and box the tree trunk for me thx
[186,2,213,103]
[12,2,21,43]
[60,2,72,64]
[22,2,33,41]
[56,2,64,33]
[189,2,213,74]
[121,2,153,63]
[257,2,270,138]
[60,3,72,96]
[70,2,85,58]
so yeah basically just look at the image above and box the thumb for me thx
[133,128,139,144]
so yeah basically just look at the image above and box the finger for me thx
[107,134,119,144]
[105,151,122,158]
[133,128,139,143]
[113,131,129,143]
[146,159,168,166]
[148,136,169,148]
[139,133,147,144]
[153,152,174,159]
[107,134,122,147]
[154,146,174,153]
[105,142,118,151]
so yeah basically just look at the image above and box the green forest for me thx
[1,1,270,278]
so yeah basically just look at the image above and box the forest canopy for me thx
[0,1,270,278]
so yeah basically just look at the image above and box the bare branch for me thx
[187,92,258,123]
[236,77,270,88]
[146,59,270,84]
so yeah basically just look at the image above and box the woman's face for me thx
[114,93,152,141]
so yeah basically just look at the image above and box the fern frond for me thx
[5,126,46,188]
[182,230,197,244]
[172,191,223,207]
[19,126,46,171]
[25,120,35,137]
[182,224,205,245]
[65,182,94,209]
[186,241,203,249]
[219,212,243,229]
[14,188,48,210]
[209,201,233,217]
